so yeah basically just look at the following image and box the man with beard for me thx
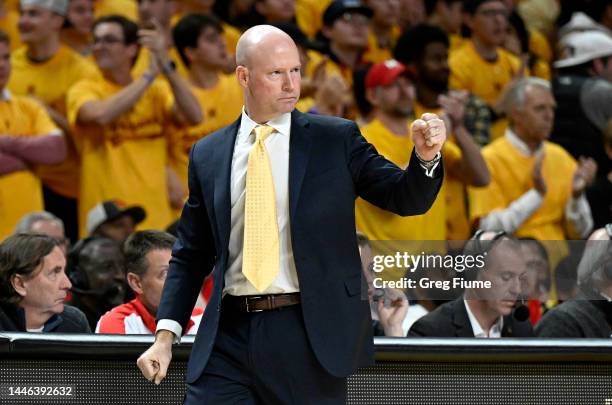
[393,24,492,243]
[355,59,488,247]
[66,237,126,331]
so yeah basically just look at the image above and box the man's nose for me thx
[61,272,72,290]
[282,72,295,91]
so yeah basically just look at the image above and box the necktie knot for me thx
[253,125,275,143]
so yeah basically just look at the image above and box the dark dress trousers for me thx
[156,110,444,403]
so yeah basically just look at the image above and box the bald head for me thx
[236,24,296,68]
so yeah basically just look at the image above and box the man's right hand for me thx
[137,330,174,385]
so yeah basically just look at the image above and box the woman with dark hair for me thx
[0,233,90,333]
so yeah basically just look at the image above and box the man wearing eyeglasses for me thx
[66,15,202,237]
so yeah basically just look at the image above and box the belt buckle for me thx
[245,296,264,313]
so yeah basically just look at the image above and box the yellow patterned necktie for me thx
[242,125,280,292]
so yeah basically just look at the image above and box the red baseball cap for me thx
[365,59,416,89]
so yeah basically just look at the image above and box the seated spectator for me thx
[551,31,612,207]
[357,232,423,337]
[67,15,201,235]
[449,0,523,110]
[469,78,595,245]
[0,29,65,241]
[586,118,612,229]
[409,230,534,337]
[253,0,296,25]
[394,24,492,244]
[14,211,70,254]
[536,225,612,338]
[60,0,94,56]
[66,237,126,330]
[362,0,401,63]
[423,0,464,51]
[518,237,550,324]
[86,200,145,243]
[169,13,243,217]
[96,230,203,334]
[0,0,22,50]
[10,0,100,244]
[504,10,550,80]
[0,233,89,332]
[554,253,580,303]
[355,59,488,251]
[315,0,373,86]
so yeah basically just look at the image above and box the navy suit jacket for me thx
[157,110,443,383]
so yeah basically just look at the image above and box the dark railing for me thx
[1,333,612,404]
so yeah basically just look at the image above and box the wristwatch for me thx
[161,60,176,75]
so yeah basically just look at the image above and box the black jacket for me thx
[0,302,91,333]
[535,295,612,338]
[408,298,534,337]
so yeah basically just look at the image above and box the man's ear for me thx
[11,275,27,298]
[365,86,379,107]
[236,65,249,89]
[127,272,144,295]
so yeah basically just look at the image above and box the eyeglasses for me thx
[93,35,124,45]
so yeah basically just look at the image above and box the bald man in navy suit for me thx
[138,24,446,404]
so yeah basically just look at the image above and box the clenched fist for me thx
[137,331,174,385]
[411,112,446,161]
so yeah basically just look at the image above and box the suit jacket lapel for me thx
[453,299,476,337]
[288,110,311,222]
[213,117,240,254]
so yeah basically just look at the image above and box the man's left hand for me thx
[572,156,597,198]
[411,112,446,161]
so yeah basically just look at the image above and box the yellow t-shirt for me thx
[0,9,22,51]
[414,102,472,241]
[449,34,466,53]
[67,78,175,235]
[363,26,401,64]
[8,45,99,198]
[528,28,552,63]
[468,136,576,241]
[0,95,59,240]
[449,40,522,106]
[94,0,138,21]
[168,74,242,214]
[355,119,461,249]
[306,50,353,88]
[296,0,333,38]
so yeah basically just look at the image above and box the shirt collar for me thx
[505,127,543,157]
[464,299,504,338]
[239,107,291,143]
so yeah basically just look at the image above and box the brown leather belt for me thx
[223,293,301,313]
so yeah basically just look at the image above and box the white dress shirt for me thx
[224,109,300,296]
[464,300,503,338]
